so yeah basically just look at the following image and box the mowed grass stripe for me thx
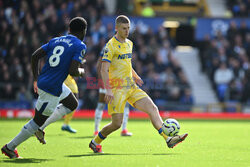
[0,119,250,167]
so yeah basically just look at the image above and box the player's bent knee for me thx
[61,93,78,111]
[112,121,122,130]
[152,104,159,112]
[71,100,78,111]
[33,109,49,127]
[142,100,159,113]
[66,100,78,111]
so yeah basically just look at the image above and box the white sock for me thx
[122,103,130,130]
[92,139,99,145]
[40,104,72,130]
[94,102,105,132]
[7,119,39,151]
[166,137,172,143]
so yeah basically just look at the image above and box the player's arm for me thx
[70,43,87,77]
[31,47,46,81]
[130,41,143,86]
[101,61,113,104]
[68,60,85,77]
[68,59,86,78]
[31,47,47,93]
[96,56,102,78]
[132,68,144,86]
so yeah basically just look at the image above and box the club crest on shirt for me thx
[81,49,86,57]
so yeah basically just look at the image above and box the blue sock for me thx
[158,128,163,134]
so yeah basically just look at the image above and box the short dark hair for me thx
[69,17,87,34]
[115,15,130,25]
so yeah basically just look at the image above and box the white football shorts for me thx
[35,84,71,116]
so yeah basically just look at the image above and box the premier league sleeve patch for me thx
[104,47,109,54]
[81,49,86,57]
[103,47,109,58]
[79,49,86,64]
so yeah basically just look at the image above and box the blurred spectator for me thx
[214,63,234,101]
[227,21,238,44]
[227,79,242,102]
[141,2,155,17]
[227,0,250,17]
[16,86,33,103]
[2,83,15,100]
[244,33,250,56]
[241,69,250,104]
[180,88,194,105]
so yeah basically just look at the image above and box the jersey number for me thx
[49,46,64,67]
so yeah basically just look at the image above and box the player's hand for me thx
[33,81,38,93]
[105,89,114,104]
[78,68,85,77]
[135,77,144,86]
[82,59,86,64]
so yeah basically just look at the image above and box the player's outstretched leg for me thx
[121,103,132,136]
[90,113,123,153]
[2,118,41,158]
[134,97,188,149]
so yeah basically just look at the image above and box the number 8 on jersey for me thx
[49,46,64,67]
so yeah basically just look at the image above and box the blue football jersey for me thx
[38,35,86,96]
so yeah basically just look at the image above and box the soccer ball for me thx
[162,118,180,136]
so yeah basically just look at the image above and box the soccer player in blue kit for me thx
[1,17,87,159]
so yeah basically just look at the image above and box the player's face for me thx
[116,23,130,39]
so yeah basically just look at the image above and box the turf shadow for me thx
[69,136,93,139]
[0,158,54,163]
[152,153,179,155]
[65,152,176,157]
[46,134,65,137]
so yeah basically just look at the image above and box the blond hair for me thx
[115,15,130,25]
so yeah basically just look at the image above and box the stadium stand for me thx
[199,18,250,105]
[226,0,250,17]
[0,0,193,110]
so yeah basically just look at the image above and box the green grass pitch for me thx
[0,119,250,167]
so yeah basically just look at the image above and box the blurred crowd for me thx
[199,20,250,103]
[227,0,250,17]
[0,0,193,110]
